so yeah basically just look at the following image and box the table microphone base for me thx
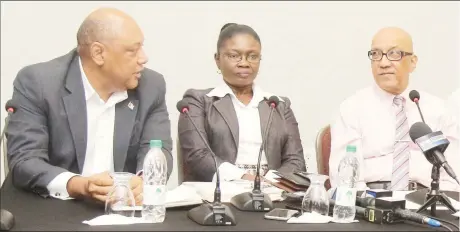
[187,203,236,226]
[230,191,274,212]
[0,209,14,231]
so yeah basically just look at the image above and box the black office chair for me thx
[176,137,184,185]
[2,117,9,180]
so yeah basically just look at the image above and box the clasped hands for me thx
[67,171,144,206]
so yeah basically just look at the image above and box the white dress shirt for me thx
[46,58,128,199]
[447,88,460,121]
[329,83,460,191]
[207,79,283,181]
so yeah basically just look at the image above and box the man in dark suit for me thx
[6,8,173,205]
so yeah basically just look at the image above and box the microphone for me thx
[1,100,16,231]
[230,96,280,212]
[394,208,441,227]
[409,122,459,184]
[355,196,442,227]
[0,100,16,141]
[176,100,236,226]
[409,90,426,123]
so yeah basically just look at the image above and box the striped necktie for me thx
[390,96,410,190]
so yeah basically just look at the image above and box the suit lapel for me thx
[62,54,87,172]
[213,96,239,148]
[113,91,138,171]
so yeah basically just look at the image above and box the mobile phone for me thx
[264,208,299,221]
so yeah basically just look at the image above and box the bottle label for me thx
[335,187,357,207]
[143,185,166,205]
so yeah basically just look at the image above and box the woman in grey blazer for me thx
[178,23,306,182]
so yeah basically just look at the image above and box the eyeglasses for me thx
[223,53,262,63]
[368,49,413,61]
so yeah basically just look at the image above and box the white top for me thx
[46,58,128,199]
[329,83,460,191]
[447,88,460,121]
[207,79,283,181]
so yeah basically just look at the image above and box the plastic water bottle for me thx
[142,140,168,223]
[333,145,360,222]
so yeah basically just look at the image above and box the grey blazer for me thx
[178,88,306,182]
[6,49,173,197]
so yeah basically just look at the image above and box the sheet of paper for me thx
[83,215,151,226]
[182,180,284,203]
[133,184,202,210]
[287,212,359,224]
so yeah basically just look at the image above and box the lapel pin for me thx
[128,101,134,110]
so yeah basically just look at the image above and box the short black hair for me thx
[216,23,261,54]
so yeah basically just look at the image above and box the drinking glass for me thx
[105,172,136,217]
[301,174,330,216]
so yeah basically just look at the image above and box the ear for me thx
[90,42,105,66]
[409,54,418,73]
[214,52,221,70]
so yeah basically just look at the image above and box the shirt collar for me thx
[206,78,284,106]
[78,57,128,103]
[372,81,412,107]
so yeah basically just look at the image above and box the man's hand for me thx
[241,174,256,181]
[130,176,143,206]
[86,172,114,203]
[66,171,113,203]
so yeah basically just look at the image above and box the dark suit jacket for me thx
[178,88,306,182]
[6,49,173,197]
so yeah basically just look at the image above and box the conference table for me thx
[1,175,457,231]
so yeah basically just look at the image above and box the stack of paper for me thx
[287,212,359,224]
[132,184,202,210]
[182,180,284,203]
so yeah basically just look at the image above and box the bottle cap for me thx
[346,145,357,153]
[150,140,162,148]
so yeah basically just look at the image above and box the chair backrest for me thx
[315,125,331,176]
[176,137,184,185]
[315,124,332,189]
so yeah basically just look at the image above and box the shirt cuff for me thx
[262,169,279,183]
[46,172,79,200]
[212,162,246,182]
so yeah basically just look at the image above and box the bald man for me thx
[6,8,173,205]
[329,27,460,192]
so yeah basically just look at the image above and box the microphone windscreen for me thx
[176,100,189,113]
[409,122,433,142]
[409,90,420,102]
[267,96,280,107]
[5,99,15,112]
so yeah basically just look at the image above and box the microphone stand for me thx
[181,107,236,226]
[230,100,276,211]
[408,122,459,217]
[413,100,426,123]
[416,164,457,217]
